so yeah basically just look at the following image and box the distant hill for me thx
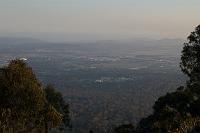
[0,37,45,45]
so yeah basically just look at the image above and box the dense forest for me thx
[0,25,200,133]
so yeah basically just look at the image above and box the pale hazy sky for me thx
[0,0,200,40]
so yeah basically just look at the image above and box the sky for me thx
[0,0,200,41]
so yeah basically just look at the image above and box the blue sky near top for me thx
[0,0,200,40]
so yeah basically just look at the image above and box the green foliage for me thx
[115,124,136,133]
[0,59,46,132]
[137,85,200,133]
[44,85,71,131]
[0,59,65,132]
[174,117,200,133]
[42,104,62,130]
[45,85,64,112]
[181,25,200,83]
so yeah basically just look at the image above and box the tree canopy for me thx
[0,59,69,132]
[181,25,200,84]
[44,85,71,131]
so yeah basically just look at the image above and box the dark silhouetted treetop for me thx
[181,25,200,83]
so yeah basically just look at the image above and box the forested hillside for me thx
[0,60,70,132]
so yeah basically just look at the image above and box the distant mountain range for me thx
[0,37,45,45]
[0,36,184,45]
